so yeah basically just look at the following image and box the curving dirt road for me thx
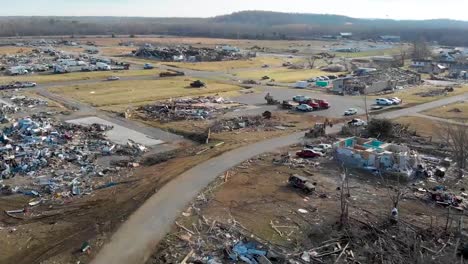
[91,93,468,264]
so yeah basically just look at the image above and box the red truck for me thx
[313,99,330,109]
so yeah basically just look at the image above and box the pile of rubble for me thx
[209,115,280,133]
[10,95,48,107]
[133,45,251,62]
[0,116,147,199]
[151,217,289,264]
[415,86,454,97]
[138,96,238,122]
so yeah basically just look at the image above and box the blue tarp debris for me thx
[228,241,267,264]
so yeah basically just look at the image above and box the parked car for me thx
[305,143,332,154]
[107,76,120,81]
[387,97,402,105]
[143,63,154,69]
[296,149,324,158]
[292,95,311,103]
[344,108,358,116]
[296,104,314,112]
[22,82,37,88]
[306,101,319,110]
[307,77,317,83]
[376,98,394,106]
[288,175,316,194]
[348,118,367,127]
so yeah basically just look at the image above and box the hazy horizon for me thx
[0,0,466,21]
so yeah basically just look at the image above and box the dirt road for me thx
[91,93,468,264]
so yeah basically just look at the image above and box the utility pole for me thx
[364,93,369,122]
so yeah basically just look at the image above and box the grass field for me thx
[164,57,293,72]
[394,116,442,140]
[49,77,243,109]
[335,47,405,58]
[423,101,468,122]
[234,68,342,83]
[74,36,331,50]
[0,69,162,84]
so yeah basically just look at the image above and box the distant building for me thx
[217,45,240,52]
[332,68,421,95]
[411,59,432,68]
[339,32,353,39]
[380,35,401,42]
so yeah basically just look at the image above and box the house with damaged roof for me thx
[333,137,421,176]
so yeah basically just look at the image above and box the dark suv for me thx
[288,175,316,194]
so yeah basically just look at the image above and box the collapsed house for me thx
[133,45,253,62]
[332,68,421,95]
[137,96,238,122]
[333,137,420,175]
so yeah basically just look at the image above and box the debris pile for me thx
[138,96,238,122]
[0,117,146,198]
[209,115,280,133]
[415,86,455,97]
[134,45,251,62]
[10,95,48,107]
[151,217,286,264]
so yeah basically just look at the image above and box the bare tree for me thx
[411,40,432,60]
[307,56,316,69]
[440,124,468,176]
[380,172,408,224]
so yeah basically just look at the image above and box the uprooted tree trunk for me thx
[440,124,468,177]
[339,166,350,228]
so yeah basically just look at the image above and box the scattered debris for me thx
[209,115,281,133]
[415,86,455,97]
[138,96,238,122]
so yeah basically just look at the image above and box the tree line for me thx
[1,15,468,46]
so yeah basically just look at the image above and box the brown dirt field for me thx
[0,46,34,54]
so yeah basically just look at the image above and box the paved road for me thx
[232,86,368,118]
[373,93,468,119]
[91,94,467,264]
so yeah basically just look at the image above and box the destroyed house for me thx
[449,62,468,78]
[334,137,418,174]
[332,69,421,95]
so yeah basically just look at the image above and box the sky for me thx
[0,0,466,21]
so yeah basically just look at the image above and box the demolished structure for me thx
[137,96,239,122]
[133,45,253,62]
[333,137,420,175]
[0,116,147,200]
[332,68,421,95]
